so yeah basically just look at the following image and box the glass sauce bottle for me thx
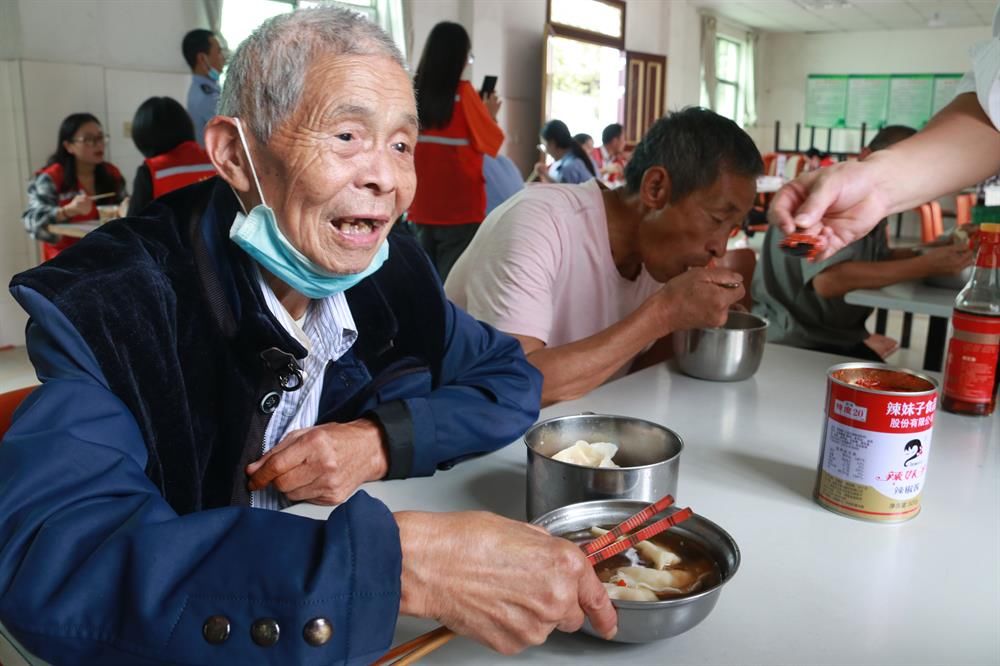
[941,220,1000,416]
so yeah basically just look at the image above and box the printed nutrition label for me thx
[823,419,931,501]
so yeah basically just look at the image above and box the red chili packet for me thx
[779,233,822,260]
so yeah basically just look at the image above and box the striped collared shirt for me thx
[252,267,358,511]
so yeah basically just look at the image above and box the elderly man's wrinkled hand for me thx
[654,267,745,332]
[246,419,388,504]
[395,511,617,654]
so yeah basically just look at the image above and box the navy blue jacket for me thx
[0,179,541,664]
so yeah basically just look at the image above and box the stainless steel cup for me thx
[524,413,683,520]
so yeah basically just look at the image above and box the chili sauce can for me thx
[815,363,939,523]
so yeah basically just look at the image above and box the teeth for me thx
[336,219,375,235]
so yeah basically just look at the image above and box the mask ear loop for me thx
[233,117,268,209]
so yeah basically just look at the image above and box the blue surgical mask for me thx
[229,117,389,299]
[208,67,221,82]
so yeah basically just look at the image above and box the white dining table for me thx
[288,344,999,666]
[845,281,958,372]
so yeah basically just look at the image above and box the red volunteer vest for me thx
[36,162,123,260]
[145,141,216,199]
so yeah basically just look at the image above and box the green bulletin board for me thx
[846,75,889,129]
[886,75,935,128]
[806,73,963,129]
[805,75,847,128]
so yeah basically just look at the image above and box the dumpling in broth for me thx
[603,582,658,601]
[608,566,697,594]
[552,440,619,468]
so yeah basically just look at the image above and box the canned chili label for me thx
[815,363,938,523]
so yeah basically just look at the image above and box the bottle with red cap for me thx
[941,216,1000,416]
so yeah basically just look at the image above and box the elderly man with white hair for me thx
[0,8,616,665]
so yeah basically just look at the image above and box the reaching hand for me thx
[396,511,618,654]
[919,244,975,277]
[245,419,387,504]
[484,91,502,121]
[61,193,92,218]
[768,161,892,261]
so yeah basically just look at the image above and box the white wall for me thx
[0,0,206,347]
[755,25,991,154]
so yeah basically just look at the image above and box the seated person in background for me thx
[0,8,615,664]
[592,122,629,186]
[534,119,597,184]
[127,96,215,216]
[482,135,524,216]
[574,132,600,176]
[752,125,974,361]
[22,113,127,261]
[447,108,759,406]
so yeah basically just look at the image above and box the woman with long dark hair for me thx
[22,113,126,260]
[409,21,504,281]
[534,119,597,184]
[127,97,215,216]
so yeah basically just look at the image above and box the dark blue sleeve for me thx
[0,288,402,665]
[390,300,542,478]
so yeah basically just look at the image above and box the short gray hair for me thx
[219,7,406,143]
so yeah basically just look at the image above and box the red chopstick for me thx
[586,507,694,566]
[581,494,675,556]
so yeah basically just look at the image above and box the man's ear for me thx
[639,166,672,209]
[205,116,251,195]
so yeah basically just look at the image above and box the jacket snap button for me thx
[202,615,230,644]
[303,617,333,646]
[251,617,280,647]
[259,392,281,414]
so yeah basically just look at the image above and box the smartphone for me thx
[480,75,498,98]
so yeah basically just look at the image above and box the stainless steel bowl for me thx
[532,499,740,643]
[672,310,768,381]
[524,414,682,521]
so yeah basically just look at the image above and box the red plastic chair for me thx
[918,201,943,244]
[955,193,976,227]
[0,386,36,442]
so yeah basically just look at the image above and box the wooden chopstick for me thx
[88,192,117,201]
[581,494,674,556]
[392,629,456,666]
[372,626,455,665]
[586,507,694,566]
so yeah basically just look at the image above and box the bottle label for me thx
[943,312,1000,403]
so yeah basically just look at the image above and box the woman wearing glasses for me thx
[22,113,127,260]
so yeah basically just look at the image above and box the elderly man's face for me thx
[253,54,418,275]
[639,170,756,283]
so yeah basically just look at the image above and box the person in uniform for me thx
[182,28,226,146]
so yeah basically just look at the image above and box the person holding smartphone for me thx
[409,22,504,281]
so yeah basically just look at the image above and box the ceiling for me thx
[691,0,996,33]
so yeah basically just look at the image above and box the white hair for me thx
[218,7,406,143]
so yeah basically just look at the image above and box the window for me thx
[714,37,741,122]
[220,0,406,61]
[543,0,627,140]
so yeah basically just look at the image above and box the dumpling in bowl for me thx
[603,582,658,601]
[608,566,698,594]
[552,440,619,468]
